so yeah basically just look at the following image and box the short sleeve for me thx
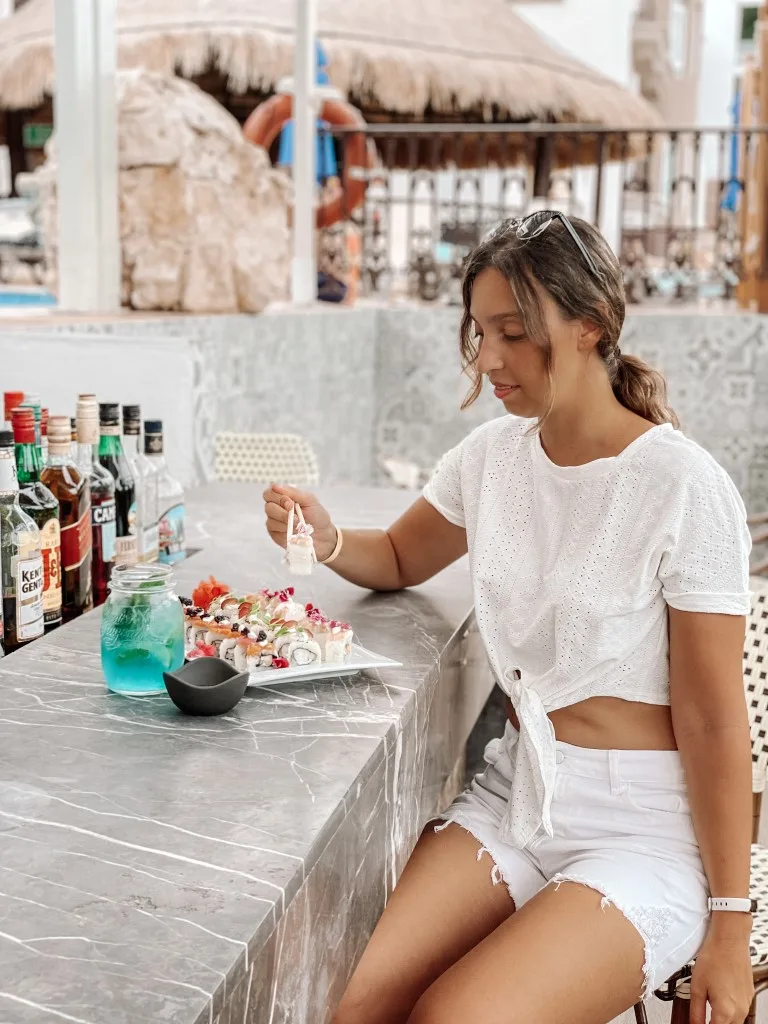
[658,460,752,615]
[423,442,466,527]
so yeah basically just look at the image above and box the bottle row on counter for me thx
[0,391,186,657]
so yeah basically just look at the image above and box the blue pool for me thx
[0,290,56,307]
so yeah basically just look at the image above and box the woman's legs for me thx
[407,879,647,1024]
[331,823,518,1024]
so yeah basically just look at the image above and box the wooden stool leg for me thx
[633,1001,649,1023]
[670,979,691,1024]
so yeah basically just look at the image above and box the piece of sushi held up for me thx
[285,503,316,576]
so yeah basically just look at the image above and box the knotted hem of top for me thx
[431,816,522,909]
[548,872,676,1000]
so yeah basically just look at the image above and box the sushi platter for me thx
[182,577,401,686]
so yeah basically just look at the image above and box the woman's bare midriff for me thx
[505,695,678,751]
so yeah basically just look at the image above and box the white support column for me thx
[291,0,317,305]
[54,0,120,312]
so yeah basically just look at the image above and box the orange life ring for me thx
[243,94,373,229]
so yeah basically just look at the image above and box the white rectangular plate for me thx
[246,644,402,688]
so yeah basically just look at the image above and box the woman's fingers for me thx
[265,500,289,523]
[270,483,318,507]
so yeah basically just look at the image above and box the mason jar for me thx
[101,563,184,695]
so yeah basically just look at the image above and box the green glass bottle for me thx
[0,427,44,654]
[12,409,62,633]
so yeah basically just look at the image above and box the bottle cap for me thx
[70,416,77,438]
[48,415,73,446]
[144,420,163,455]
[99,402,120,425]
[3,391,24,422]
[11,408,36,445]
[41,408,49,436]
[0,427,14,447]
[123,405,141,435]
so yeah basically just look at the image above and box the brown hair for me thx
[459,217,679,428]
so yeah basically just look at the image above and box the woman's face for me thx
[470,267,583,419]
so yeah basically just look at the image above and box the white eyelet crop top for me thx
[423,417,752,849]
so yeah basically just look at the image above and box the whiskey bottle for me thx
[98,404,137,567]
[122,405,159,563]
[42,416,93,621]
[144,421,186,564]
[0,427,44,653]
[76,397,116,607]
[13,408,62,633]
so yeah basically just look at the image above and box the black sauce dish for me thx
[163,658,249,716]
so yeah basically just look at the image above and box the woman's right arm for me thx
[263,484,467,592]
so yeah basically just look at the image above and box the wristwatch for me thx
[708,897,758,913]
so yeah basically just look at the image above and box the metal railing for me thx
[322,123,768,306]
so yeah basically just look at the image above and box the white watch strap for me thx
[708,897,756,913]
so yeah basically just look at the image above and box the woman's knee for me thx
[332,985,413,1024]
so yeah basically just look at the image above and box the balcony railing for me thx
[323,123,768,306]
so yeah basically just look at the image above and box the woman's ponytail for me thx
[611,351,679,428]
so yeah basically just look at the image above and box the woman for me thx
[263,215,754,1024]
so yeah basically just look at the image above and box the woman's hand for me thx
[689,926,754,1024]
[263,484,338,562]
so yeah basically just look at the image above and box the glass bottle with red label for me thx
[12,407,62,633]
[0,427,44,653]
[41,416,93,621]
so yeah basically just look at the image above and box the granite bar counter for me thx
[0,484,494,1024]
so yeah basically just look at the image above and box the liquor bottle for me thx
[3,391,23,425]
[98,403,137,567]
[0,427,44,653]
[19,394,41,448]
[76,397,116,606]
[40,408,49,464]
[41,416,93,621]
[144,421,186,564]
[122,405,159,563]
[13,408,61,633]
[69,416,78,462]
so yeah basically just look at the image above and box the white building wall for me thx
[514,0,642,89]
[514,0,644,251]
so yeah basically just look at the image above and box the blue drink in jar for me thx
[101,563,185,695]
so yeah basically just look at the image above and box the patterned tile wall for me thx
[7,308,768,512]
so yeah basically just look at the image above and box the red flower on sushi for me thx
[272,657,290,669]
[191,576,231,611]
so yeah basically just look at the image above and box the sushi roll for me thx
[286,638,322,667]
[325,624,353,664]
[245,643,263,673]
[259,642,275,668]
[219,637,239,666]
[234,637,251,673]
[204,624,231,654]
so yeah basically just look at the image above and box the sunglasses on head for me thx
[510,210,603,282]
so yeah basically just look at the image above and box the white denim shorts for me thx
[435,723,710,998]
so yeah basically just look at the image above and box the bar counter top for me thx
[0,484,493,1024]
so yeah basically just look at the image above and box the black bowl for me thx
[163,658,249,716]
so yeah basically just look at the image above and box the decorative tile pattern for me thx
[5,308,768,513]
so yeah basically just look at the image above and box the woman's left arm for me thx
[669,607,754,1024]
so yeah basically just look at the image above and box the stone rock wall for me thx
[32,69,292,313]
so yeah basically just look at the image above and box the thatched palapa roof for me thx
[0,0,660,129]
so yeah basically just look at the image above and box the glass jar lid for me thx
[108,563,175,594]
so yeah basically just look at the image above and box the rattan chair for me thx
[632,577,768,1023]
[214,432,320,486]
